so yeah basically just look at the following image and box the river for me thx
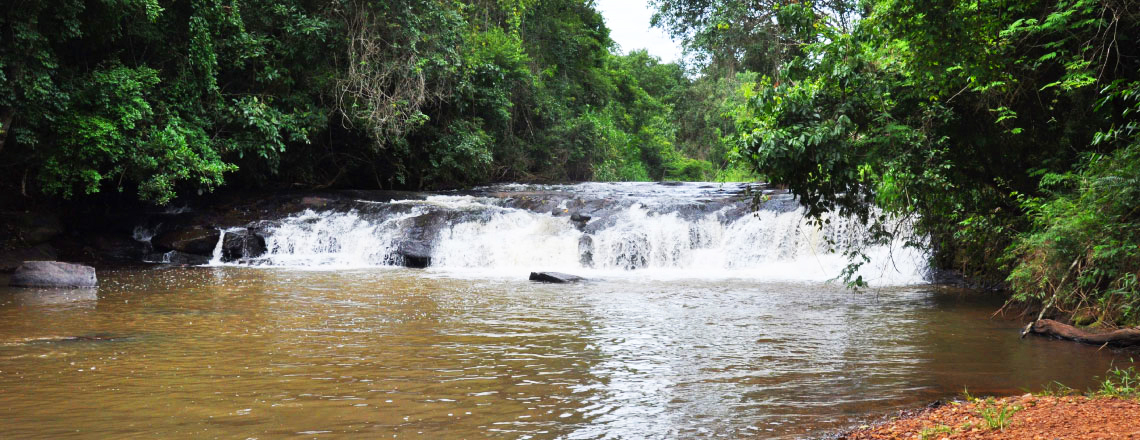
[0,183,1135,438]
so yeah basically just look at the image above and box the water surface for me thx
[1,268,1133,439]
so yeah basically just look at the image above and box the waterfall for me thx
[240,183,930,285]
[209,229,228,264]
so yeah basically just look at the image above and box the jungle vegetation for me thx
[652,0,1140,325]
[4,0,1140,326]
[0,0,747,207]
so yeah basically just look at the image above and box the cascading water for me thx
[233,183,930,285]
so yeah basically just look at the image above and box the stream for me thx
[0,183,1135,438]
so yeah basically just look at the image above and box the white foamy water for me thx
[242,184,930,285]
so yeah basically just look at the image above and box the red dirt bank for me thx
[840,395,1140,439]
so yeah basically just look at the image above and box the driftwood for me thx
[1029,319,1140,347]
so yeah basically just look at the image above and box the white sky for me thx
[594,0,683,64]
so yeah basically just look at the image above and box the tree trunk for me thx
[1029,319,1140,347]
[0,108,13,154]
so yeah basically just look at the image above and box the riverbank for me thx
[840,394,1140,439]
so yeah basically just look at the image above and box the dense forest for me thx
[653,0,1139,326]
[3,0,1140,326]
[0,0,749,206]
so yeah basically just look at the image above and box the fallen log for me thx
[1028,319,1140,347]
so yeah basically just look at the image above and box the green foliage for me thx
[1,0,336,203]
[654,0,1140,312]
[976,399,1020,431]
[1,0,721,204]
[1096,362,1140,399]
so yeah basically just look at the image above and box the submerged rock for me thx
[10,288,98,306]
[9,261,97,288]
[153,227,220,255]
[529,272,585,283]
[160,251,211,265]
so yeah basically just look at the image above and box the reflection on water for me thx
[0,268,1134,439]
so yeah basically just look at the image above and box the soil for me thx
[839,395,1140,440]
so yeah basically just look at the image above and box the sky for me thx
[594,0,684,64]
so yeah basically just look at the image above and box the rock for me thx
[221,229,267,262]
[87,233,147,262]
[152,227,221,255]
[300,196,333,208]
[9,261,97,288]
[0,244,58,272]
[578,235,594,267]
[657,180,683,186]
[1,212,64,245]
[529,272,585,283]
[396,240,432,268]
[570,212,592,223]
[160,251,211,265]
[392,210,455,269]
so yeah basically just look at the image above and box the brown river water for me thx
[0,267,1135,439]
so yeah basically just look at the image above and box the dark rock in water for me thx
[300,196,334,208]
[88,233,147,262]
[570,212,592,223]
[153,227,221,255]
[161,251,211,265]
[221,229,267,262]
[657,180,683,186]
[9,261,97,288]
[578,235,594,267]
[0,244,58,272]
[529,272,585,283]
[392,209,461,268]
[1,211,64,245]
[396,240,432,268]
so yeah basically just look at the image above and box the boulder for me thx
[396,240,432,268]
[529,272,585,283]
[221,229,267,262]
[152,227,221,255]
[9,261,97,288]
[392,210,454,269]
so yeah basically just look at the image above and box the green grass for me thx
[1035,380,1078,397]
[1097,363,1140,399]
[919,424,953,440]
[1032,360,1139,400]
[976,398,1021,431]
